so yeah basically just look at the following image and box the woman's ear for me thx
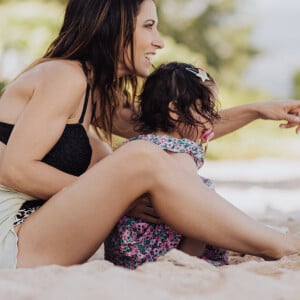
[168,101,179,121]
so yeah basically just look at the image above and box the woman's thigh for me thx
[16,140,169,267]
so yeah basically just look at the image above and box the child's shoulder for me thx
[129,134,204,158]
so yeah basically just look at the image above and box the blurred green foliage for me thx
[293,70,300,99]
[1,0,299,159]
[0,81,6,96]
[157,0,259,88]
[0,1,63,61]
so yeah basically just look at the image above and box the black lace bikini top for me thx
[0,84,92,176]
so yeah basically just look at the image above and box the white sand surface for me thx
[1,158,300,300]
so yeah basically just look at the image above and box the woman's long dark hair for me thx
[135,62,220,135]
[42,0,146,140]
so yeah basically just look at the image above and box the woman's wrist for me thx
[239,101,265,120]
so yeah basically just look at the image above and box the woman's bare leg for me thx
[16,140,300,267]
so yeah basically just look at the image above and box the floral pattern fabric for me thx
[105,134,228,269]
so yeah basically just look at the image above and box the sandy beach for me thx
[1,158,300,300]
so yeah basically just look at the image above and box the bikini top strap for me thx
[79,84,90,124]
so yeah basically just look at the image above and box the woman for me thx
[0,0,300,269]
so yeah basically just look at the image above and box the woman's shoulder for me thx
[32,60,88,112]
[5,59,87,103]
[32,59,86,87]
[9,59,84,89]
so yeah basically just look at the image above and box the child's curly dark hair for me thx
[134,62,220,135]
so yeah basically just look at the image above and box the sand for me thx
[0,158,299,299]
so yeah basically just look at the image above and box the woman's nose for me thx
[153,31,165,49]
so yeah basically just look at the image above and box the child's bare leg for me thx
[15,140,300,267]
[179,237,206,257]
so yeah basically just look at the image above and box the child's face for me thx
[173,93,216,144]
[176,112,214,144]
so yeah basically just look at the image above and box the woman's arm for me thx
[87,129,113,167]
[112,100,300,140]
[112,106,139,139]
[0,61,87,199]
[213,100,300,139]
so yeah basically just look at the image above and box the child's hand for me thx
[126,194,162,224]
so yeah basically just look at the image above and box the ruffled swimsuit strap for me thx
[130,134,205,169]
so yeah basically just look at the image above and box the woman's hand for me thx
[214,99,300,139]
[126,194,162,224]
[256,100,300,133]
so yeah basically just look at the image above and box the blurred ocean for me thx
[244,0,300,97]
[200,158,300,216]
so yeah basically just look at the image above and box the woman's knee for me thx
[115,140,176,184]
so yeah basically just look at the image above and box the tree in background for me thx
[157,0,259,87]
[0,80,6,96]
[0,0,63,81]
[292,70,300,100]
[2,0,297,159]
[1,0,256,87]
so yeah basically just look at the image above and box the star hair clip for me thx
[185,67,210,82]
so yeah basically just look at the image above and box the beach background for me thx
[1,158,300,300]
[1,0,300,298]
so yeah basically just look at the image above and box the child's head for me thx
[135,62,220,143]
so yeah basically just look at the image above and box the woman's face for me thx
[119,0,164,77]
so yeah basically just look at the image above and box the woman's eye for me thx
[145,22,154,29]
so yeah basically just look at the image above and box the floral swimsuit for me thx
[105,134,229,269]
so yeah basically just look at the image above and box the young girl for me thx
[105,62,229,269]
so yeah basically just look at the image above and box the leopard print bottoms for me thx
[14,200,45,226]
